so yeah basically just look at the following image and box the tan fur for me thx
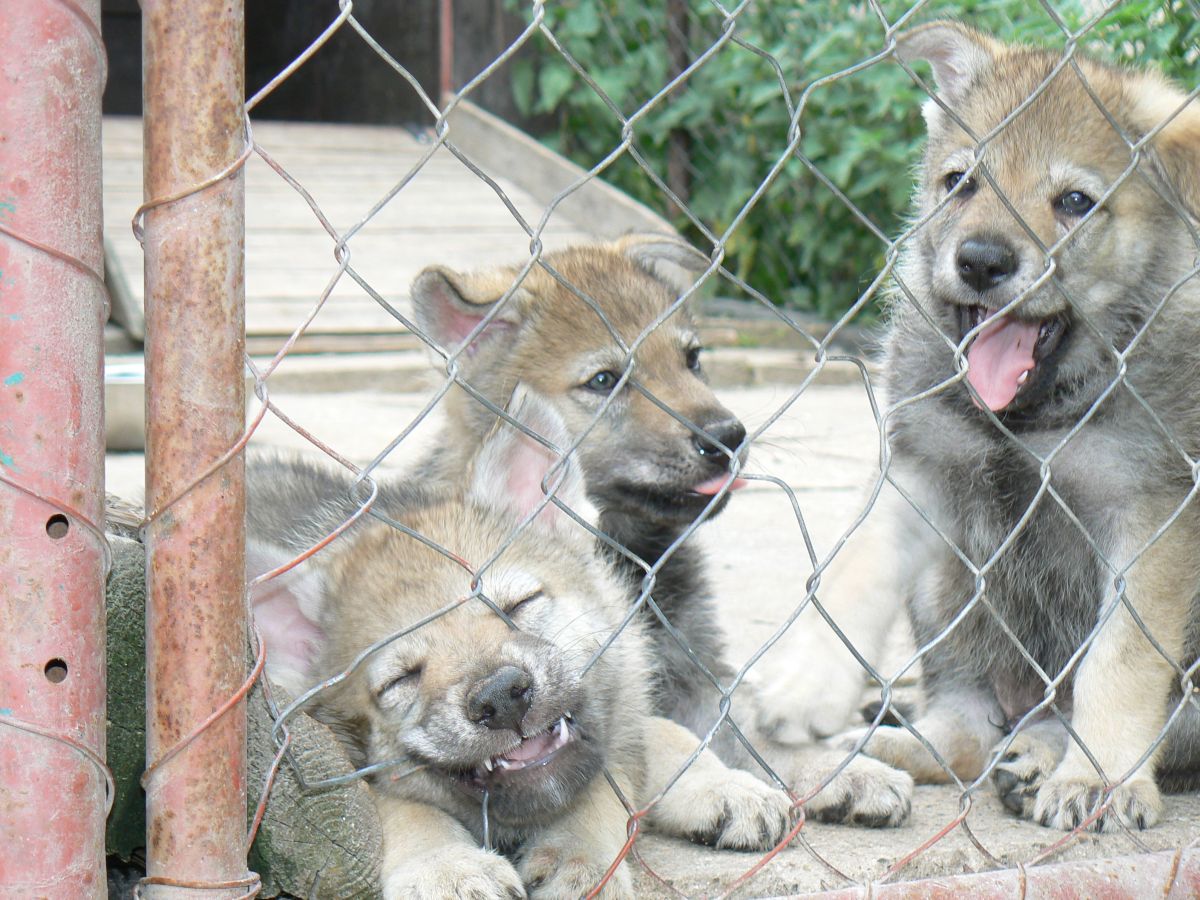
[414,238,730,490]
[763,20,1200,832]
[411,237,917,830]
[246,399,792,898]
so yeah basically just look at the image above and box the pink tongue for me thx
[692,474,748,496]
[966,312,1039,411]
[503,730,557,763]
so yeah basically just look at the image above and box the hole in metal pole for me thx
[46,515,70,540]
[44,659,69,683]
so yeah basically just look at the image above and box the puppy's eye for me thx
[1055,190,1095,217]
[583,370,620,393]
[379,667,422,697]
[685,346,702,372]
[506,590,545,617]
[944,171,976,196]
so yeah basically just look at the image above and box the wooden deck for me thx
[102,116,599,354]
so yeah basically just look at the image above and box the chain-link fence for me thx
[90,0,1200,896]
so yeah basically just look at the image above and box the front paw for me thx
[753,645,865,744]
[677,768,794,851]
[803,753,912,828]
[1032,774,1161,832]
[519,842,631,899]
[383,845,525,900]
[991,729,1065,819]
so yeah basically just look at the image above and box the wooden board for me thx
[102,117,597,343]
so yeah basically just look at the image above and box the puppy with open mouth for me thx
[755,20,1200,833]
[246,392,792,898]
[840,21,1200,832]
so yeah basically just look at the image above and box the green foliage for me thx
[505,1,1197,319]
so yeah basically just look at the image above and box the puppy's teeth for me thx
[483,758,495,772]
[495,758,513,770]
[556,717,568,743]
[564,711,573,722]
[1018,370,1029,386]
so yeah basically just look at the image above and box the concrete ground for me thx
[104,351,1200,898]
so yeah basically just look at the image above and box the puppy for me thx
[246,392,793,897]
[409,237,914,828]
[410,236,749,761]
[829,21,1200,832]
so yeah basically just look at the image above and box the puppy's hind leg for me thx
[991,717,1069,819]
[640,716,794,851]
[838,684,1007,785]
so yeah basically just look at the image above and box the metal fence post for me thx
[140,0,252,895]
[0,0,109,895]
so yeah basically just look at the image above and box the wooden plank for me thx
[243,332,425,356]
[103,117,602,340]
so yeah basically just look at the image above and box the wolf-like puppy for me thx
[410,236,747,761]
[815,22,1200,832]
[246,394,793,899]
[408,237,914,828]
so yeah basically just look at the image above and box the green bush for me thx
[505,0,1197,320]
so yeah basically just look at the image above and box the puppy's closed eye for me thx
[378,665,423,700]
[506,590,545,619]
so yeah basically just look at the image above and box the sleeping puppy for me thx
[246,391,792,897]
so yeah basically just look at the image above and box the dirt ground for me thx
[104,357,1200,898]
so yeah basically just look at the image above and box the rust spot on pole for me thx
[141,0,251,896]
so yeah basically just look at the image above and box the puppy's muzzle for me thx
[956,235,1019,293]
[693,417,747,464]
[467,665,533,732]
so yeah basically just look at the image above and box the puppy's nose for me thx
[467,665,533,732]
[956,236,1018,292]
[693,417,746,463]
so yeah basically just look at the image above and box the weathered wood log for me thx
[104,533,382,897]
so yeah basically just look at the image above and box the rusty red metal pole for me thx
[0,0,108,895]
[141,0,250,895]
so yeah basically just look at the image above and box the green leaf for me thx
[536,64,576,113]
[511,60,535,118]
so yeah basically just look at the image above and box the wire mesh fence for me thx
[95,0,1200,896]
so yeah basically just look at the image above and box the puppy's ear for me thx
[468,386,597,540]
[896,21,1003,110]
[410,266,528,356]
[247,539,328,697]
[615,233,710,296]
[1124,75,1200,218]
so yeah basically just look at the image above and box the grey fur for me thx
[244,407,794,895]
[410,239,750,766]
[868,21,1200,824]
